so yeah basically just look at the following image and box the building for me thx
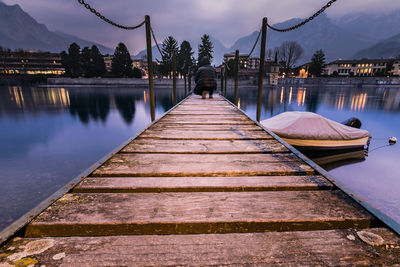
[0,50,65,75]
[325,59,394,77]
[392,59,400,76]
[223,53,250,68]
[218,57,280,85]
[103,55,113,72]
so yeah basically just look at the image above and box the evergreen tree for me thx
[178,41,194,76]
[80,46,93,77]
[132,67,143,78]
[90,45,106,77]
[61,42,82,77]
[309,50,326,77]
[112,42,133,77]
[160,36,179,78]
[198,34,214,63]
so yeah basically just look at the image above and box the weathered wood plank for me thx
[138,129,273,140]
[169,109,242,115]
[163,114,250,121]
[73,176,332,193]
[173,106,237,111]
[149,124,261,131]
[156,119,255,125]
[92,153,314,177]
[122,139,288,153]
[24,191,375,237]
[2,229,399,266]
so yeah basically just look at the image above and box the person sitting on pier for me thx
[194,56,217,99]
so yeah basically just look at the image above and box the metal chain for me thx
[77,0,145,30]
[150,26,163,58]
[267,0,337,32]
[244,27,262,60]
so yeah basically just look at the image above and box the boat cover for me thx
[261,112,370,140]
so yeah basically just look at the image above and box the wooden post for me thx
[172,51,177,105]
[224,65,227,97]
[145,15,155,121]
[184,74,187,96]
[257,17,268,122]
[234,49,239,106]
[188,70,192,93]
[220,67,224,94]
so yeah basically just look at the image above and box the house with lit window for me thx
[0,50,65,75]
[325,59,394,77]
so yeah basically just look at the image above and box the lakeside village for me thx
[1,37,400,86]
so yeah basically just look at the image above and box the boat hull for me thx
[282,136,370,151]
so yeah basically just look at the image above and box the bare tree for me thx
[278,41,303,74]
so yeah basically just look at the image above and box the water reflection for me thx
[227,85,400,117]
[0,86,186,124]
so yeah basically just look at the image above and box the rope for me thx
[77,0,145,30]
[150,26,163,57]
[267,0,337,32]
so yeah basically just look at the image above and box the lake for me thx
[0,83,399,231]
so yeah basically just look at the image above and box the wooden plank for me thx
[92,153,315,177]
[173,106,237,111]
[2,229,399,266]
[24,190,375,237]
[73,176,332,193]
[138,129,273,140]
[122,139,288,153]
[157,119,255,125]
[149,124,261,131]
[169,110,241,115]
[164,114,250,121]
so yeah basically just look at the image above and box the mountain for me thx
[0,2,113,54]
[332,11,400,41]
[354,33,400,59]
[228,13,373,64]
[136,11,400,66]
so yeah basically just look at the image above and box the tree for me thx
[90,45,106,77]
[80,46,92,77]
[178,41,194,76]
[132,67,143,78]
[309,50,326,77]
[160,36,179,78]
[278,41,303,74]
[111,42,133,77]
[198,34,214,63]
[60,43,82,77]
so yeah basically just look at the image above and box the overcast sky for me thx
[3,0,400,54]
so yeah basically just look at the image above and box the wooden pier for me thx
[1,94,399,266]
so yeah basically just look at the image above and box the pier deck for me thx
[1,94,399,266]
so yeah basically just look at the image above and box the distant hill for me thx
[354,33,400,59]
[233,14,373,64]
[0,2,113,54]
[135,14,374,66]
[332,11,400,41]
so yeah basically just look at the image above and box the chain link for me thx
[267,0,337,32]
[150,26,163,58]
[77,0,145,30]
[244,27,262,60]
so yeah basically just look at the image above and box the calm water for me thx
[0,84,399,231]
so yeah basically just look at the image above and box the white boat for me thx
[261,112,370,151]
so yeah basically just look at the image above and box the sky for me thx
[3,0,400,55]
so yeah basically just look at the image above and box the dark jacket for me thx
[195,65,217,89]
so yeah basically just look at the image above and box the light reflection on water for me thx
[226,84,400,226]
[0,84,399,231]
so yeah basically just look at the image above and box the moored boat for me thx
[261,112,370,151]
